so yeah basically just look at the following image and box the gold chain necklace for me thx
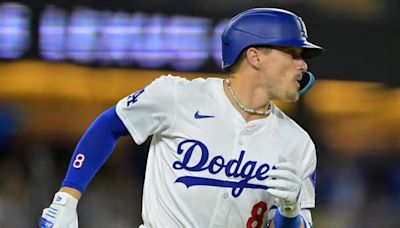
[225,78,271,115]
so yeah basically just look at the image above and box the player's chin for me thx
[289,94,300,102]
[291,84,300,101]
[284,90,299,102]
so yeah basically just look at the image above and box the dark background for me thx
[3,0,400,85]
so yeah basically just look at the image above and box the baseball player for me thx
[40,8,322,228]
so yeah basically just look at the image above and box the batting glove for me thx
[39,192,79,228]
[265,158,302,218]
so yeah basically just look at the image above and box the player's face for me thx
[258,46,308,102]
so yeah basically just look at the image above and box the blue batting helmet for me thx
[221,8,323,95]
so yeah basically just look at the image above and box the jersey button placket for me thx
[210,190,233,227]
[209,132,243,227]
[243,125,256,135]
[223,192,229,199]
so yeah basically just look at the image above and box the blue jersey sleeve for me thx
[61,106,129,192]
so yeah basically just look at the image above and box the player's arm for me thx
[59,187,82,200]
[39,105,129,228]
[268,210,309,228]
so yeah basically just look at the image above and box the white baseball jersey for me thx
[116,75,317,228]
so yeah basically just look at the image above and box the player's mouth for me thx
[295,74,302,89]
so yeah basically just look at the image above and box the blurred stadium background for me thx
[0,0,399,227]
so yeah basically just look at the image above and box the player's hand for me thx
[39,192,79,228]
[265,157,302,218]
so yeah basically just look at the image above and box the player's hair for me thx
[227,46,271,73]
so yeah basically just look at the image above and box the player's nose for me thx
[296,58,308,72]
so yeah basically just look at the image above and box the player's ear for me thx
[246,47,262,69]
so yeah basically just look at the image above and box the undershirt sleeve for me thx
[61,106,129,193]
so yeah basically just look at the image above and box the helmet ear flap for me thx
[299,71,315,96]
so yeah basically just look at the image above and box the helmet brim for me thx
[270,40,324,59]
[301,41,324,59]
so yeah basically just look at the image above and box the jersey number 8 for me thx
[73,154,85,168]
[246,201,268,228]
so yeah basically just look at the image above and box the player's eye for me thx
[286,49,302,59]
[274,46,303,59]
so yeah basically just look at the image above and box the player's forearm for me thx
[269,222,304,228]
[270,222,305,228]
[270,207,309,228]
[39,106,128,228]
[61,106,129,192]
[59,186,82,200]
[270,219,305,228]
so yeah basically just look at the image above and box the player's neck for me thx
[224,75,271,122]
